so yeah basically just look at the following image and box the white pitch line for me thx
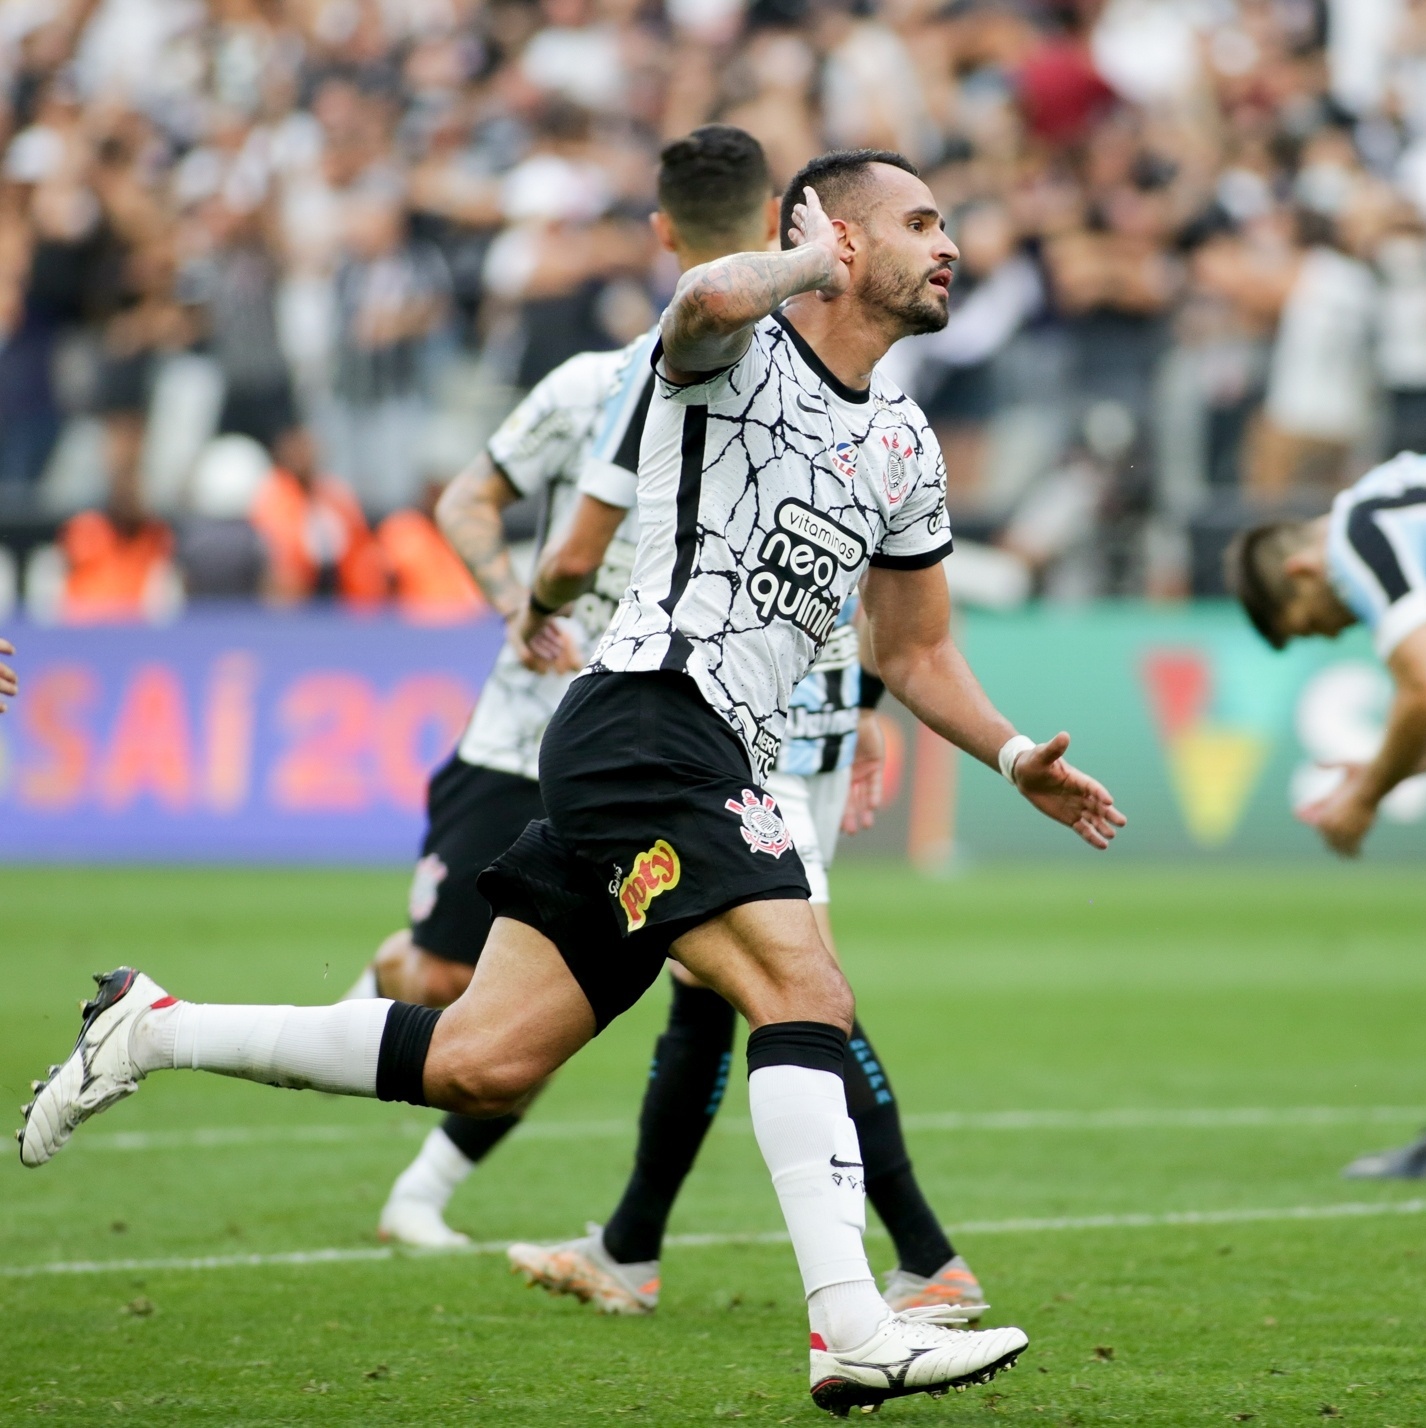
[4,1199,1424,1280]
[77,1105,1426,1153]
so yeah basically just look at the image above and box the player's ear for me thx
[1282,550,1316,579]
[650,210,678,254]
[762,195,779,245]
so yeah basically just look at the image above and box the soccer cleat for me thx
[882,1254,989,1320]
[809,1306,1027,1417]
[1342,1130,1426,1179]
[507,1224,659,1315]
[378,1194,471,1250]
[18,968,169,1168]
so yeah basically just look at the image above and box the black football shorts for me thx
[477,670,811,1030]
[408,755,546,967]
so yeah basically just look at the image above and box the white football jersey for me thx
[587,311,953,780]
[456,337,650,780]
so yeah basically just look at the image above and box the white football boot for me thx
[341,964,379,1001]
[507,1224,659,1315]
[18,968,169,1168]
[378,1195,472,1249]
[883,1254,989,1320]
[809,1306,1027,1417]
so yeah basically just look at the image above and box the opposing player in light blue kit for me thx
[1227,451,1426,1176]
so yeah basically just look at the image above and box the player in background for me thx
[1227,452,1426,1178]
[374,128,986,1317]
[340,305,642,1247]
[22,150,1125,1415]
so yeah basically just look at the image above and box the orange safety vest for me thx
[61,511,174,623]
[376,508,486,622]
[249,467,387,605]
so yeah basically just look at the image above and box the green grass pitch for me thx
[2,862,1425,1426]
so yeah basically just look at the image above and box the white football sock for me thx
[133,999,391,1096]
[389,1126,473,1209]
[748,1063,886,1350]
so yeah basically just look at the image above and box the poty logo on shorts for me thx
[408,853,448,924]
[880,434,914,505]
[618,839,682,931]
[830,441,858,479]
[725,789,792,858]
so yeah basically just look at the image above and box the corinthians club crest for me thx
[880,433,914,506]
[725,788,792,858]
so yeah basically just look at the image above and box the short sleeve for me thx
[1330,481,1426,659]
[486,357,599,496]
[577,335,656,511]
[869,418,954,570]
[651,326,771,408]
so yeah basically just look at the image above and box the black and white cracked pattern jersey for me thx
[586,310,953,780]
[455,335,650,781]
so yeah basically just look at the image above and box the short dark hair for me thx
[1223,521,1310,650]
[657,125,773,241]
[779,149,919,250]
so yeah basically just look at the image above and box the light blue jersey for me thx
[1326,452,1426,659]
[777,596,862,776]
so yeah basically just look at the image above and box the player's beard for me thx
[861,249,950,336]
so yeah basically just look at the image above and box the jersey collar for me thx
[773,310,870,405]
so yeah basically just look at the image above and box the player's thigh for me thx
[671,896,852,1033]
[425,916,596,1111]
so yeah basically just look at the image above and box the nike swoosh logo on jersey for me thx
[830,1155,864,1168]
[795,395,823,415]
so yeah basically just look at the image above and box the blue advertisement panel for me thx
[0,609,502,862]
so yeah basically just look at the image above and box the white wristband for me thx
[997,734,1036,786]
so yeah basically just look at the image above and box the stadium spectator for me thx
[56,448,178,624]
[6,0,1426,595]
[377,481,487,621]
[248,425,386,606]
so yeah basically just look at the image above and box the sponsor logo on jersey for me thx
[618,839,682,930]
[725,788,792,857]
[880,434,914,505]
[746,499,866,643]
[830,441,859,479]
[408,853,448,924]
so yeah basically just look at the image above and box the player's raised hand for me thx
[787,187,851,300]
[0,637,15,714]
[1011,732,1126,850]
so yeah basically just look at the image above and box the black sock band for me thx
[602,977,737,1265]
[440,1111,522,1163]
[745,1020,848,1077]
[843,1019,954,1276]
[375,1002,441,1106]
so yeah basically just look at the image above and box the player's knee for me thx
[442,1059,535,1117]
[414,953,473,1009]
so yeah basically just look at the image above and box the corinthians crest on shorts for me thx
[725,788,792,857]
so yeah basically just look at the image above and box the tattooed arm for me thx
[434,453,526,619]
[660,187,850,383]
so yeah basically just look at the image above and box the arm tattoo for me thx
[436,469,525,620]
[663,244,836,374]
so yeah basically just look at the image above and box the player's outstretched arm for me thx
[660,187,849,382]
[862,563,1126,850]
[1299,625,1426,856]
[0,637,15,714]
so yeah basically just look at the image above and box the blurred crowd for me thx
[2,0,1426,620]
